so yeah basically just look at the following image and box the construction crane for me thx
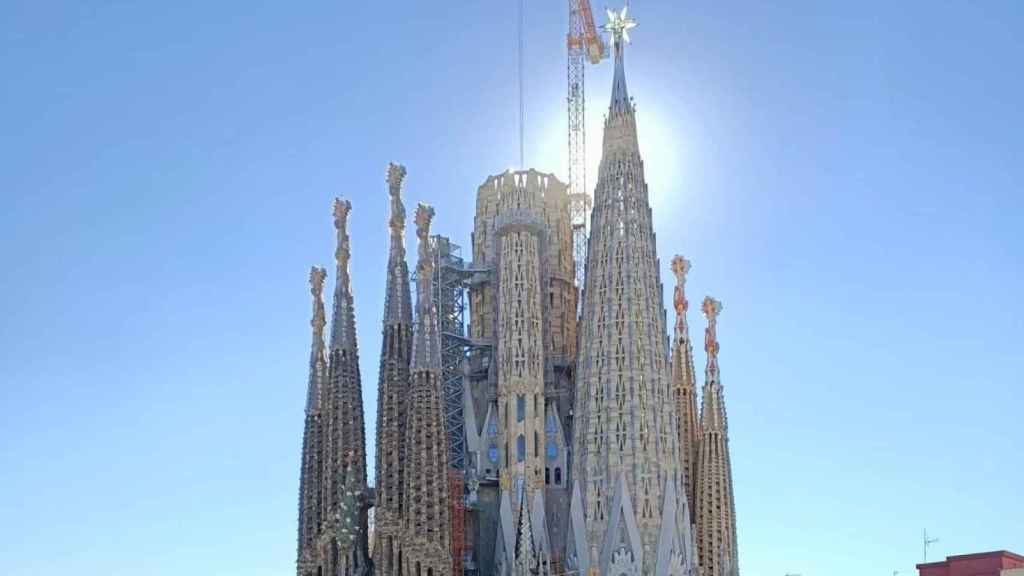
[567,0,607,294]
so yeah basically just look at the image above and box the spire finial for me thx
[387,163,407,235]
[415,202,435,269]
[603,5,637,113]
[310,266,327,327]
[671,255,692,314]
[306,266,328,414]
[382,164,412,327]
[603,5,637,48]
[333,197,352,268]
[411,202,440,371]
[702,296,722,358]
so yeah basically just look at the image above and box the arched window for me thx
[555,467,562,485]
[516,394,526,422]
[516,434,526,463]
[545,467,551,485]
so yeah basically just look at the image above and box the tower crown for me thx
[307,266,328,414]
[701,296,727,432]
[330,198,357,352]
[384,162,412,326]
[603,6,637,115]
[411,203,441,371]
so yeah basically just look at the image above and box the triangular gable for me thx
[566,480,590,575]
[655,479,689,576]
[496,488,516,574]
[530,489,553,573]
[600,472,643,573]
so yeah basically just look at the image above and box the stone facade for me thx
[465,169,576,575]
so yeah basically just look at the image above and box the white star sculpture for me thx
[603,5,638,48]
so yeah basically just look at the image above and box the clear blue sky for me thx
[1,2,1021,575]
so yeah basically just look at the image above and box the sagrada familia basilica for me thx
[294,8,738,576]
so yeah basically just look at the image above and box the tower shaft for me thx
[695,297,738,576]
[671,256,701,520]
[571,10,695,574]
[398,204,453,576]
[298,267,328,576]
[373,164,414,576]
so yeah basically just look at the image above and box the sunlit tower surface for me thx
[567,0,606,292]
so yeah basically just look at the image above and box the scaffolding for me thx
[415,235,493,575]
[430,235,469,470]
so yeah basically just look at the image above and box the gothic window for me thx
[516,394,525,422]
[516,434,525,462]
[488,444,499,463]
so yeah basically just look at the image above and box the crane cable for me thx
[518,0,525,169]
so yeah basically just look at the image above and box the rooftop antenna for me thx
[923,529,939,563]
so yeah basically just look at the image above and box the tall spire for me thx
[324,197,369,576]
[297,266,328,575]
[603,5,637,114]
[573,5,690,573]
[671,255,700,521]
[398,203,452,576]
[695,296,739,576]
[373,163,414,576]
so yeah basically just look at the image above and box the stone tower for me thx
[298,266,328,576]
[295,199,370,576]
[670,256,700,521]
[325,198,370,576]
[372,164,414,576]
[570,7,696,575]
[398,203,453,576]
[465,169,576,575]
[694,297,738,576]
